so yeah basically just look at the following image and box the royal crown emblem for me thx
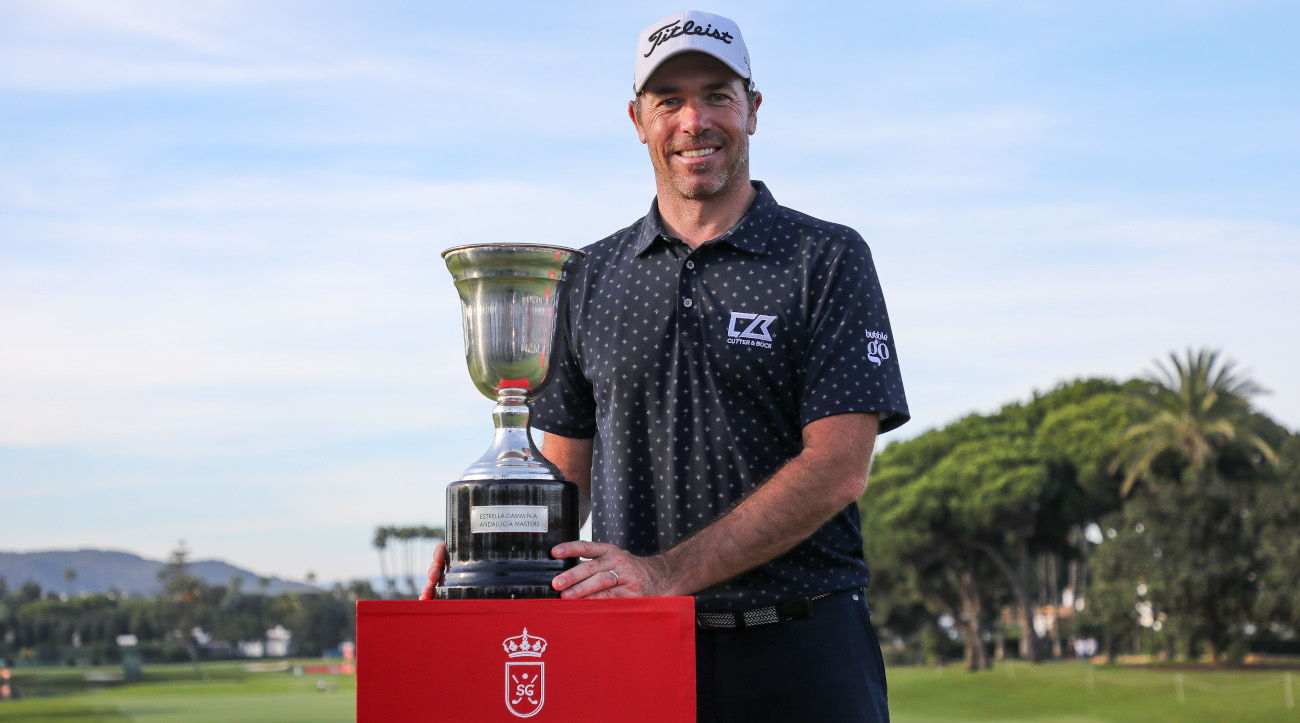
[502,628,548,658]
[502,628,547,717]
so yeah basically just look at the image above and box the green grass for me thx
[2,660,1296,722]
[2,660,354,722]
[890,661,1300,723]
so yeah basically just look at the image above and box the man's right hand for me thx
[419,542,449,600]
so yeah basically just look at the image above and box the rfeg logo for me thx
[727,311,776,349]
[502,628,547,718]
[865,330,891,366]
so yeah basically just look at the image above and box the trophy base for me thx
[438,478,580,600]
[437,567,561,600]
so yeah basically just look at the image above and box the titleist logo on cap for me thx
[644,19,735,58]
[633,11,750,93]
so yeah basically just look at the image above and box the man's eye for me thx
[659,98,680,107]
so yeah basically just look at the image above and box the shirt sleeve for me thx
[531,284,598,439]
[799,235,910,434]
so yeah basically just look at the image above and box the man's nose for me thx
[679,99,712,135]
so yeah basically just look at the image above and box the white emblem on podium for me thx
[503,628,547,718]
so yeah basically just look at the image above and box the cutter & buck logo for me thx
[727,311,776,349]
[503,628,547,718]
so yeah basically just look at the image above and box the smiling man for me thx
[425,10,909,722]
[634,54,756,206]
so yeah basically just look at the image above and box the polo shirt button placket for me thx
[680,257,701,349]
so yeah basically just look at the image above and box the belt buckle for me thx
[777,596,814,621]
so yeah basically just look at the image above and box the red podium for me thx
[356,598,696,722]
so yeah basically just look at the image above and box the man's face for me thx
[630,53,760,202]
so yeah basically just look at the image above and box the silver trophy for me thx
[438,243,585,599]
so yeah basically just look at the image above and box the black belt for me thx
[696,591,837,630]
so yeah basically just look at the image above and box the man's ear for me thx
[629,100,648,144]
[747,92,762,136]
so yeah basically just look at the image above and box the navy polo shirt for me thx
[532,181,909,611]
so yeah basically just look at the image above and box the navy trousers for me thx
[695,589,890,723]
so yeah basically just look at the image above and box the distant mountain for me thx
[0,549,319,597]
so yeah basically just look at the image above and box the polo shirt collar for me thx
[633,181,780,257]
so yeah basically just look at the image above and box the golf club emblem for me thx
[503,628,547,718]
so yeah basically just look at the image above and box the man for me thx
[426,11,908,721]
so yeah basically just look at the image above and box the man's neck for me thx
[656,179,757,249]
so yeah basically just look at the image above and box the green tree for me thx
[937,433,1048,663]
[0,576,10,654]
[156,541,207,674]
[374,524,445,597]
[865,416,1007,670]
[1077,525,1146,663]
[397,527,415,595]
[1111,348,1276,496]
[1088,475,1265,662]
[281,592,350,656]
[1253,432,1300,630]
[373,526,393,598]
[1087,353,1294,662]
[212,575,264,645]
[864,380,1129,668]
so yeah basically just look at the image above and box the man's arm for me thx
[540,433,593,527]
[420,432,594,600]
[551,412,879,599]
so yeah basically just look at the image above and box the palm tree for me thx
[386,526,403,595]
[372,527,392,598]
[1111,348,1276,496]
[397,527,415,595]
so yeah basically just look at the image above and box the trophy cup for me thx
[438,243,586,599]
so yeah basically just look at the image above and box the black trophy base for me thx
[436,478,580,600]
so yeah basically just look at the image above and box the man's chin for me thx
[670,174,730,201]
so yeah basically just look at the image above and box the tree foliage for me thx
[373,524,445,597]
[0,547,383,666]
[1112,348,1276,496]
[864,380,1130,668]
[155,541,207,673]
[863,353,1298,669]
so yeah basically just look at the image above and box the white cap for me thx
[634,11,751,93]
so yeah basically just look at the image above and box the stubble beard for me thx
[657,130,751,202]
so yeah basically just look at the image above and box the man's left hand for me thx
[550,541,676,599]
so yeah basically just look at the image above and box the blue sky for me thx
[2,1,1297,585]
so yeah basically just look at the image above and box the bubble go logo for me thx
[502,628,547,718]
[865,330,891,366]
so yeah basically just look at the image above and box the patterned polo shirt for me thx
[532,181,909,611]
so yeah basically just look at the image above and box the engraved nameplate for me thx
[470,505,548,533]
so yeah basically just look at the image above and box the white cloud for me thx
[0,0,364,90]
[0,172,653,447]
